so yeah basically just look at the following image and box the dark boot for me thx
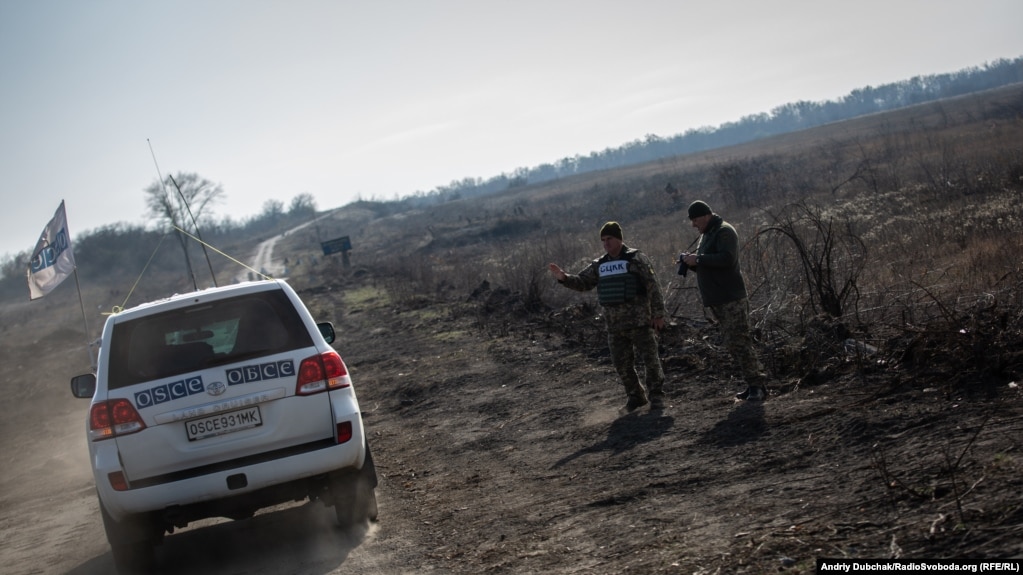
[623,394,649,412]
[736,384,766,401]
[649,391,665,410]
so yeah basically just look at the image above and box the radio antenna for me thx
[147,139,198,291]
[167,173,219,287]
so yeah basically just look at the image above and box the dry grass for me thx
[3,84,1022,393]
[350,82,1023,393]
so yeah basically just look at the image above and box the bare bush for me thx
[354,85,1023,394]
[752,201,867,319]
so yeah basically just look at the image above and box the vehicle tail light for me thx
[296,351,351,395]
[108,471,129,491]
[89,399,146,441]
[336,421,353,444]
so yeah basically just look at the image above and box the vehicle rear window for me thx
[106,289,314,390]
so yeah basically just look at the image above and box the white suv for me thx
[70,280,377,573]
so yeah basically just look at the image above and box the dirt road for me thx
[2,267,1021,574]
[0,315,415,574]
[234,211,338,283]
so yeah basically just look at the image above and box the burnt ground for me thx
[2,267,1021,575]
[305,272,1023,574]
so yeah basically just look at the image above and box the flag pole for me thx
[72,267,96,369]
[63,202,94,369]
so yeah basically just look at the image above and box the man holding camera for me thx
[679,201,768,401]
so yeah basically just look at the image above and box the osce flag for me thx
[27,200,77,300]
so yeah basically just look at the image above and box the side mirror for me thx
[317,322,335,344]
[70,373,97,398]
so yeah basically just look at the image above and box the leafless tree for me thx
[144,172,224,287]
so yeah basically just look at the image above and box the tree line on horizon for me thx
[409,56,1023,205]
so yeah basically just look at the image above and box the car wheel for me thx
[332,472,377,529]
[110,540,155,575]
[331,444,379,529]
[99,500,156,574]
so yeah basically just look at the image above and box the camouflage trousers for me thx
[608,326,664,399]
[709,298,766,383]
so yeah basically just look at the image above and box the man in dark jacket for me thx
[679,201,768,401]
[549,221,668,412]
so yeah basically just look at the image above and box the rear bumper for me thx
[96,427,366,522]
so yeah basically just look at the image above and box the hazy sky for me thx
[2,0,1021,259]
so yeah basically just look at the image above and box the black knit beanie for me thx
[688,200,712,219]
[599,221,623,241]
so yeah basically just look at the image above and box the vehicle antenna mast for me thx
[167,173,219,288]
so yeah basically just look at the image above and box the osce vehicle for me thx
[70,279,377,573]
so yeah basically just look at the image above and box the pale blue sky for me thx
[2,0,1021,258]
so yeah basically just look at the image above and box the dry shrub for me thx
[330,86,1023,394]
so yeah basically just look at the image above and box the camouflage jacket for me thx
[559,245,667,332]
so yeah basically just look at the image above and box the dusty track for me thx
[3,261,1022,575]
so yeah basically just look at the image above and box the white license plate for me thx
[186,406,262,441]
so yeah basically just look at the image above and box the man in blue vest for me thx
[548,221,668,412]
[679,200,768,401]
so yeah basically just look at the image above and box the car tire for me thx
[99,499,157,574]
[331,444,379,529]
